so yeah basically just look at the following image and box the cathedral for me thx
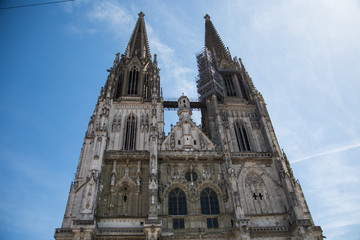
[54,12,324,240]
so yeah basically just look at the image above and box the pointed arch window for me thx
[236,73,248,100]
[116,72,124,98]
[234,122,251,152]
[123,114,137,150]
[200,188,220,215]
[127,67,139,95]
[168,188,187,215]
[223,74,236,97]
[143,72,150,100]
[185,171,198,183]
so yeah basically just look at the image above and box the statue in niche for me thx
[137,163,141,176]
[149,174,157,190]
[202,168,210,179]
[173,167,180,179]
[125,165,130,177]
[111,174,116,186]
[151,160,155,170]
[151,193,155,204]
[117,115,121,131]
[170,134,175,149]
[228,166,235,177]
[140,114,145,132]
[145,114,149,132]
[202,169,207,179]
[136,176,141,186]
[112,115,117,131]
[200,134,205,149]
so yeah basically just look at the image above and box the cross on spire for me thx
[204,14,211,21]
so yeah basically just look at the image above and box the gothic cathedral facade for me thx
[55,12,323,240]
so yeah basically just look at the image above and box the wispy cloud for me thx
[64,0,134,38]
[292,142,360,163]
[87,1,134,37]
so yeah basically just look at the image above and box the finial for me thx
[138,11,145,18]
[113,52,120,66]
[182,92,184,96]
[204,14,211,21]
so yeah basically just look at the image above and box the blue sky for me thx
[0,0,359,239]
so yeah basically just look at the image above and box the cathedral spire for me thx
[204,14,232,64]
[125,11,151,60]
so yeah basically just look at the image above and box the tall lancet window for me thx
[169,187,187,229]
[143,72,149,100]
[200,188,220,228]
[234,121,251,152]
[123,114,137,150]
[200,188,220,215]
[223,74,237,97]
[237,73,248,101]
[116,72,124,98]
[127,67,139,95]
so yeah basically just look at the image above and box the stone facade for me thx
[55,12,324,240]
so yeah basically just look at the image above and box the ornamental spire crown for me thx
[204,14,232,65]
[125,11,151,60]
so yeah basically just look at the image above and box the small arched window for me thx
[123,114,137,150]
[127,67,139,95]
[168,188,187,215]
[200,188,220,215]
[185,171,198,182]
[234,122,251,152]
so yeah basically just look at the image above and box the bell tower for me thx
[196,14,324,240]
[55,12,163,240]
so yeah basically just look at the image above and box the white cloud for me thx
[87,1,134,37]
[144,13,197,100]
[292,141,360,163]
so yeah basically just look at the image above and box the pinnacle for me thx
[125,11,151,60]
[138,11,145,18]
[204,15,231,64]
[204,14,211,21]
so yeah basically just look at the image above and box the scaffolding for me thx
[196,47,225,102]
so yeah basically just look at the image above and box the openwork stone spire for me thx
[204,14,232,64]
[125,11,151,60]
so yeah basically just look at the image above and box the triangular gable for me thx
[161,118,215,151]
